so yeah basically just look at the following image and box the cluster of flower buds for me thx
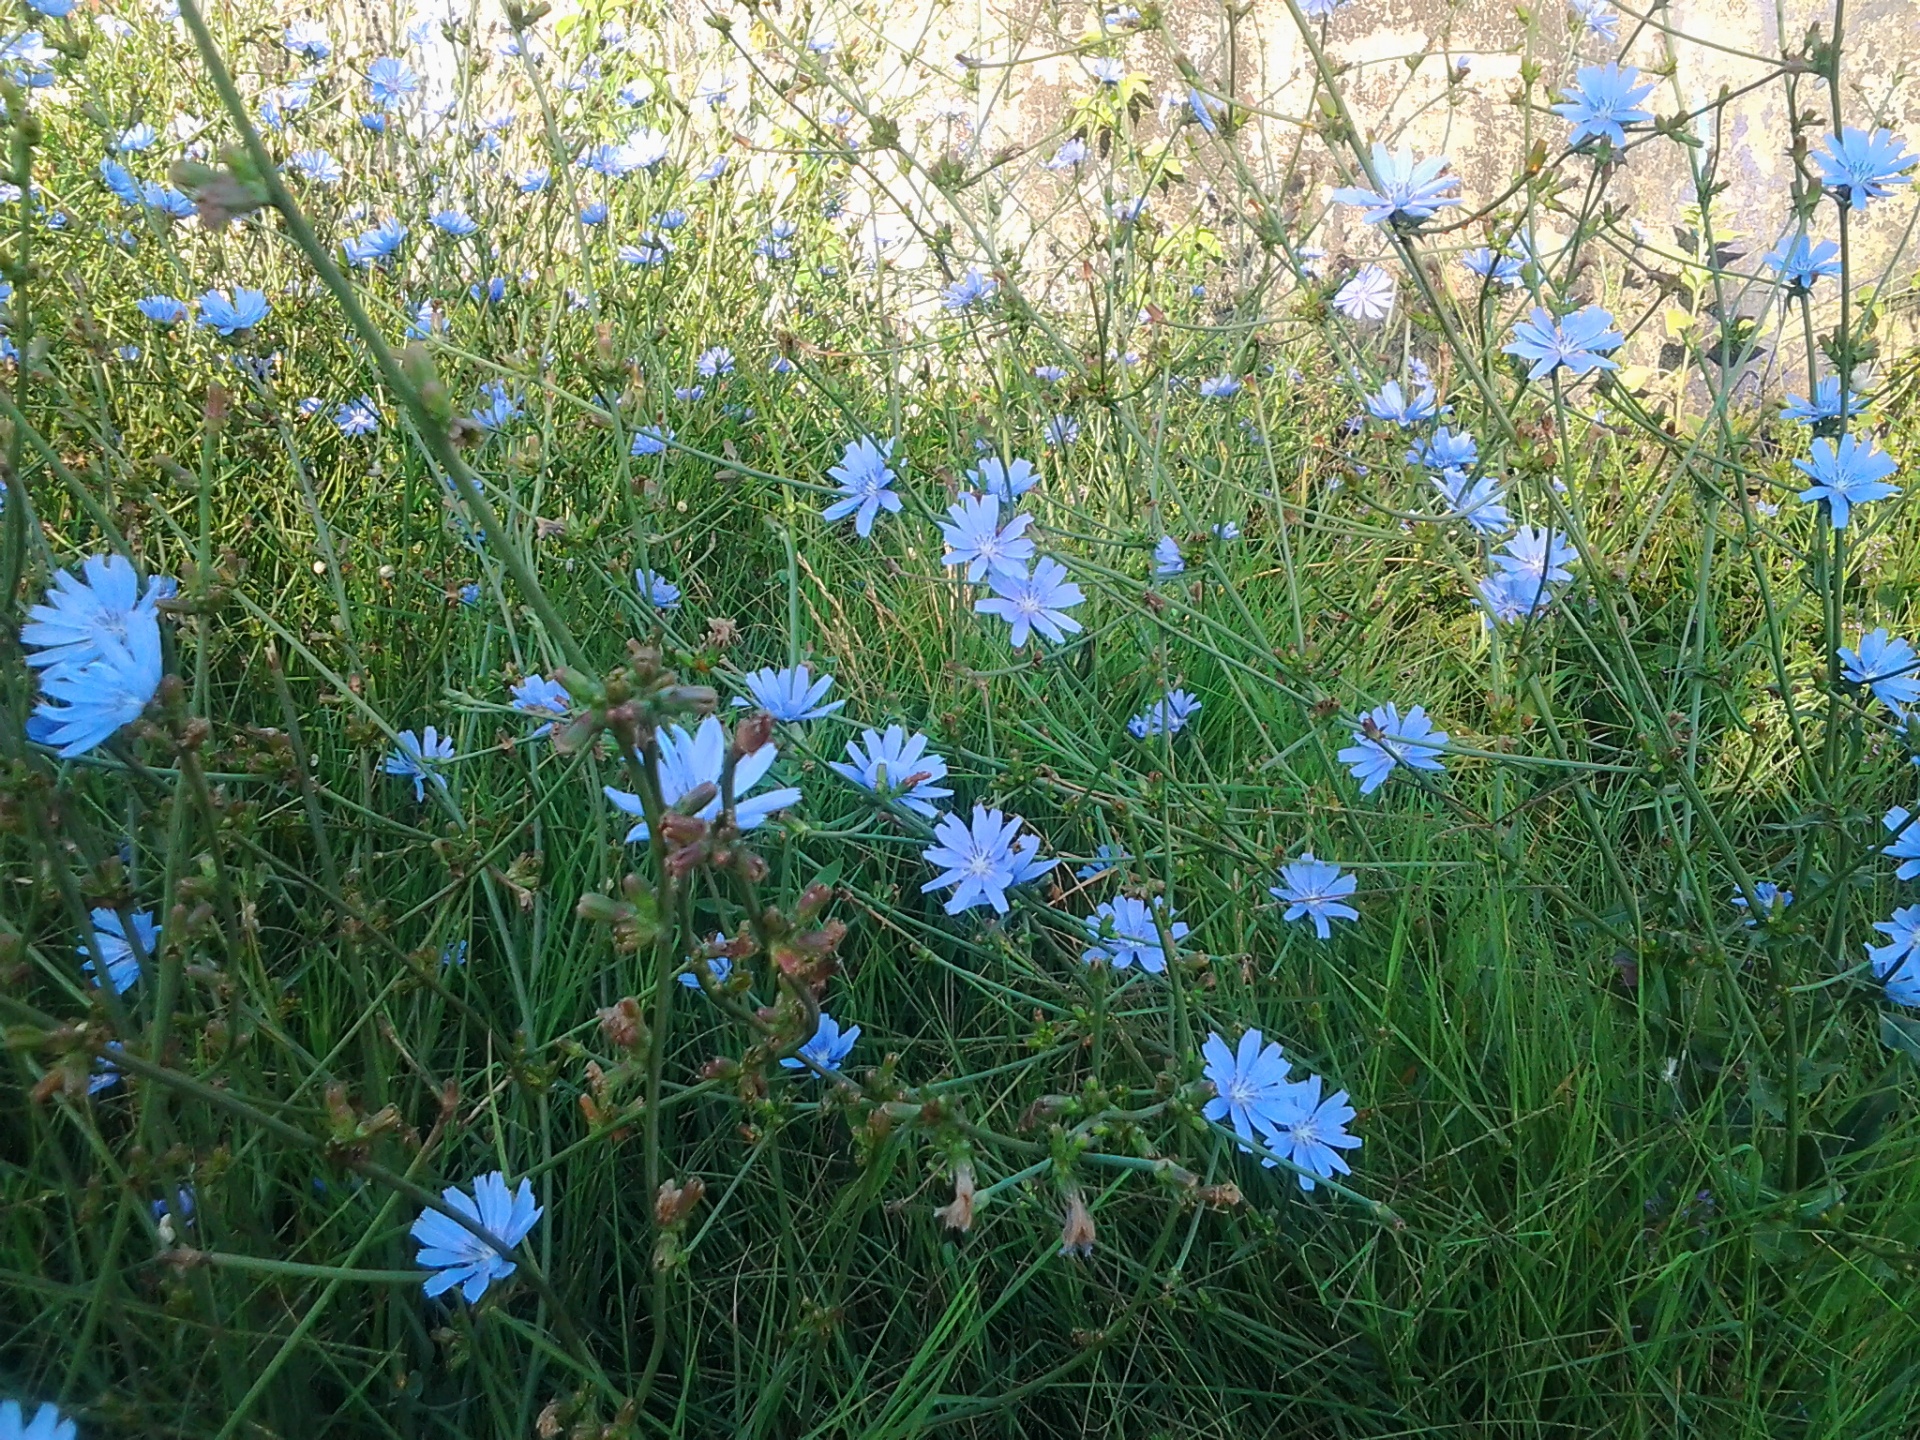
[551,644,716,757]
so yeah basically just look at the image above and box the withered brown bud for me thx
[654,1175,706,1227]
[659,810,709,846]
[732,711,775,757]
[1058,1188,1095,1259]
[597,997,644,1050]
[704,616,739,649]
[934,1162,976,1233]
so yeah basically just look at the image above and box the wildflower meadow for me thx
[4,0,1920,1432]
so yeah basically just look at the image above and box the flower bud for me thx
[654,1176,706,1228]
[597,997,644,1050]
[1058,1188,1096,1259]
[935,1162,976,1233]
[732,711,775,757]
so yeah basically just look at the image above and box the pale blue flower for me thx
[1567,0,1617,40]
[79,907,159,993]
[1781,378,1865,427]
[1127,689,1201,739]
[27,623,164,757]
[733,664,844,721]
[385,726,454,801]
[1338,703,1449,794]
[967,456,1040,506]
[941,267,997,311]
[1552,63,1656,149]
[630,424,674,456]
[510,674,571,732]
[1409,426,1478,478]
[22,554,172,672]
[1043,138,1088,170]
[196,288,269,335]
[1198,374,1242,400]
[1462,246,1525,286]
[1082,895,1188,973]
[1268,853,1358,939]
[283,21,331,60]
[1477,570,1555,626]
[0,1401,75,1440]
[1886,808,1920,880]
[1202,1028,1302,1152]
[1330,143,1461,225]
[1211,522,1241,542]
[140,182,193,219]
[828,725,952,817]
[1086,56,1126,85]
[1503,305,1623,380]
[694,157,727,182]
[780,1011,859,1072]
[1075,843,1128,880]
[1794,434,1899,530]
[431,208,479,236]
[695,345,735,378]
[99,158,143,206]
[976,558,1084,649]
[1365,380,1441,427]
[603,715,800,843]
[114,122,158,152]
[678,935,733,989]
[939,493,1034,581]
[634,568,681,610]
[1839,629,1920,715]
[1034,364,1069,383]
[518,169,551,194]
[289,149,343,184]
[1763,234,1840,293]
[410,1171,542,1303]
[1044,414,1081,447]
[1153,536,1184,576]
[619,233,672,267]
[1493,526,1577,587]
[755,220,796,260]
[1261,1073,1361,1191]
[137,294,189,325]
[821,436,901,538]
[488,671,546,719]
[367,56,421,110]
[1812,128,1916,210]
[1730,881,1792,924]
[334,395,379,436]
[88,1040,126,1094]
[344,218,408,267]
[1333,265,1395,322]
[1867,905,1920,1006]
[921,805,1054,914]
[469,382,522,432]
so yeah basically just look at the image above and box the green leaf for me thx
[1878,1012,1920,1064]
